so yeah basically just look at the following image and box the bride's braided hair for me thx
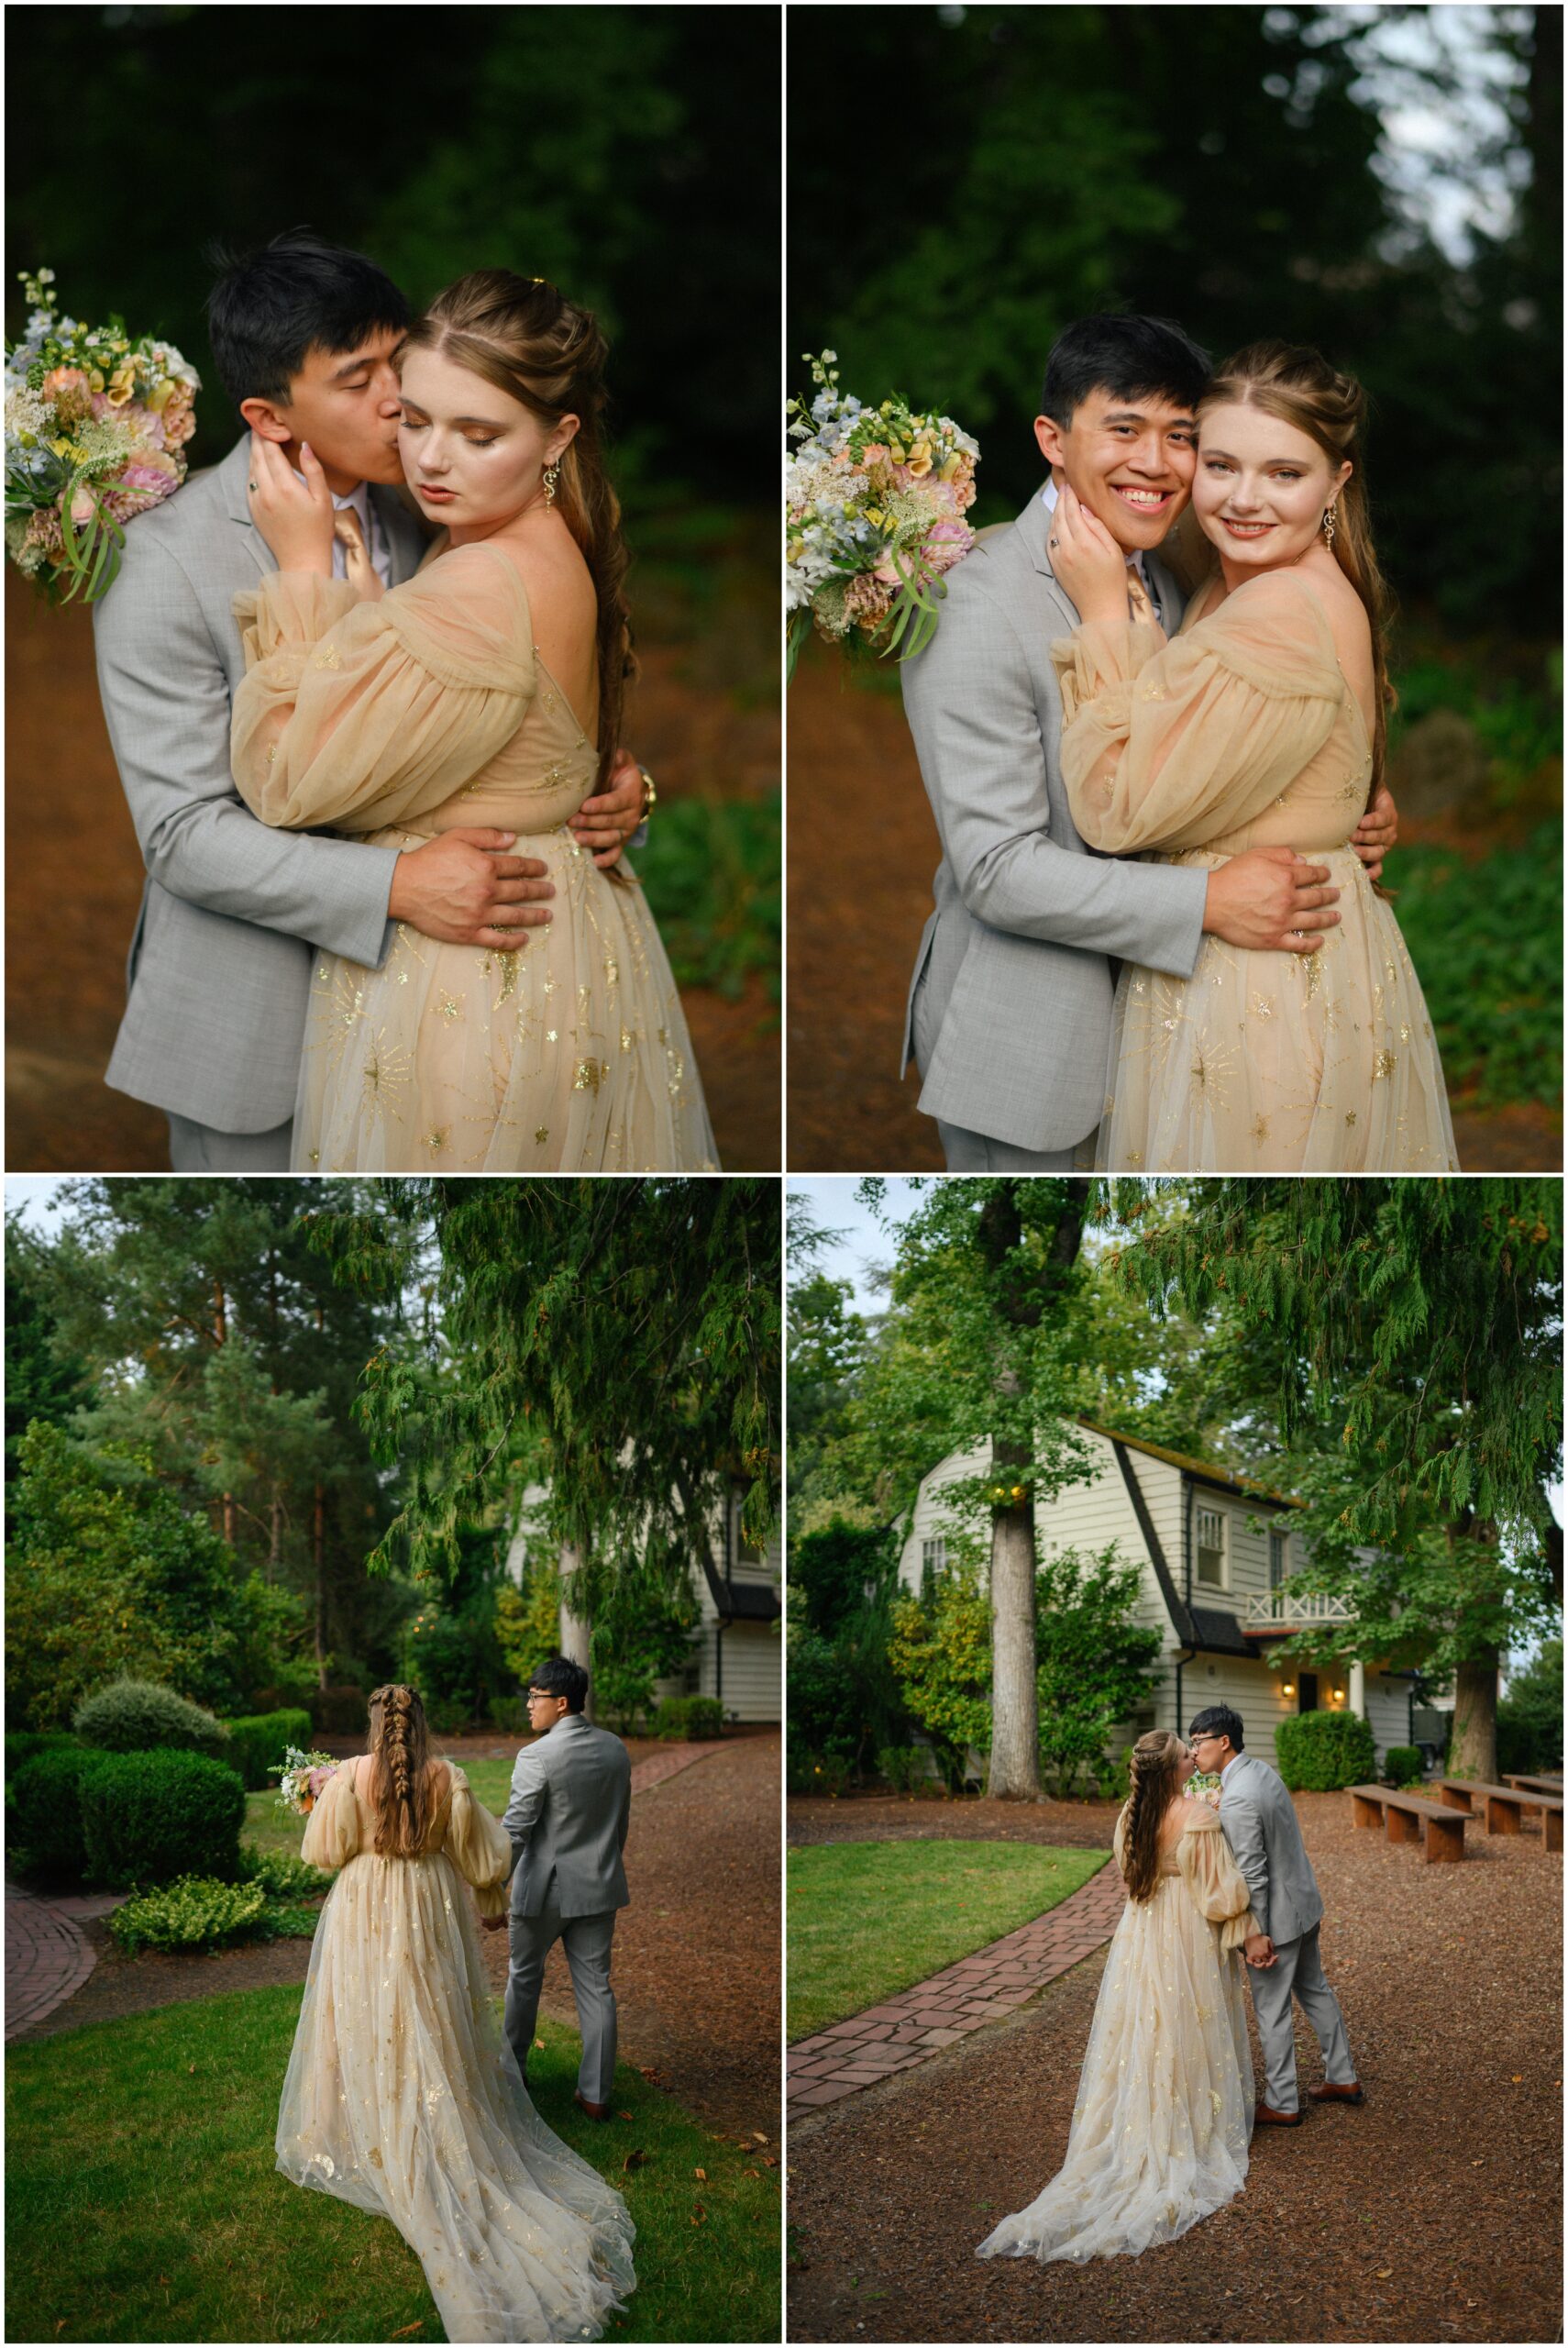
[1119,1728,1186,1904]
[367,1682,434,1858]
[397,270,635,804]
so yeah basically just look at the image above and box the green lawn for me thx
[788,1839,1110,2040]
[6,1991,778,2343]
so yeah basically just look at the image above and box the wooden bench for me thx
[1505,1773,1563,1797]
[1440,1778,1563,1851]
[1348,1784,1467,1862]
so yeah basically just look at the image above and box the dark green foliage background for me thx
[1273,1708,1377,1792]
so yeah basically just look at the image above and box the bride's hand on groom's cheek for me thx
[246,431,336,575]
[1051,482,1129,623]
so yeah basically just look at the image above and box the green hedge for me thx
[6,1747,96,1886]
[79,1749,245,1890]
[222,1710,313,1792]
[1383,1744,1424,1788]
[652,1696,724,1741]
[73,1679,229,1761]
[5,1732,78,1775]
[1274,1711,1376,1792]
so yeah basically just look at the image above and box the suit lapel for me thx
[219,436,276,581]
[1017,490,1079,636]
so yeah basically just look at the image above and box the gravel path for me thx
[787,1789,1561,2343]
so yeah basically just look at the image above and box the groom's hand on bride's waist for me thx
[1202,847,1342,957]
[388,828,557,952]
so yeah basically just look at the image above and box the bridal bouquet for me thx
[1184,1770,1223,1809]
[786,349,978,676]
[5,268,199,605]
[271,1746,339,1817]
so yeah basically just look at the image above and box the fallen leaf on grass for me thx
[617,2110,633,2120]
[690,2204,707,2225]
[752,2130,767,2142]
[1377,2270,1393,2279]
[623,2149,648,2172]
[389,2326,425,2340]
[694,2166,707,2180]
[742,2166,761,2177]
[534,2038,545,2051]
[760,2154,778,2167]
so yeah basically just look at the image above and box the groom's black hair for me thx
[1187,1703,1245,1752]
[204,228,411,412]
[529,1653,590,1714]
[1041,314,1210,429]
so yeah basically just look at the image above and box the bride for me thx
[1047,340,1457,1173]
[229,269,716,1173]
[977,1730,1258,2266]
[279,1682,635,2342]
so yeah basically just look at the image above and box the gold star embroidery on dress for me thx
[1373,1049,1397,1079]
[1251,1114,1270,1144]
[266,742,278,767]
[439,992,464,1024]
[603,953,619,987]
[573,1058,608,1094]
[359,1035,414,1124]
[534,1125,549,1146]
[621,1028,634,1054]
[1345,1110,1357,1127]
[313,644,341,670]
[545,1028,558,1045]
[422,1128,448,1154]
[1251,993,1275,1020]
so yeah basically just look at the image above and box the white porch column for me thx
[1349,1658,1366,1718]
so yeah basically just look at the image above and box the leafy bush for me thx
[222,1709,313,1792]
[108,1875,267,1955]
[5,1731,77,1773]
[1383,1744,1423,1789]
[637,792,781,1004]
[875,1745,928,1793]
[1034,1546,1163,1796]
[1496,1639,1562,1774]
[804,1752,852,1797]
[589,1560,699,1734]
[788,1519,910,1777]
[6,1746,96,1886]
[79,1749,245,1890]
[1274,1710,1376,1792]
[308,1683,370,1737]
[652,1696,724,1741]
[235,1843,332,1899]
[73,1679,230,1761]
[1393,821,1562,1108]
[489,1696,529,1736]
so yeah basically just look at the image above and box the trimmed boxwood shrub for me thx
[73,1679,229,1761]
[652,1695,724,1740]
[1383,1744,1424,1788]
[5,1731,78,1774]
[222,1709,314,1792]
[5,1746,97,1886]
[1274,1710,1376,1792]
[79,1748,245,1890]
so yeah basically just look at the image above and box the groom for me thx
[491,1655,633,2121]
[900,312,1398,1170]
[92,231,646,1171]
[1188,1704,1364,2127]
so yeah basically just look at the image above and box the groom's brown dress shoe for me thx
[574,2090,613,2121]
[1309,2080,1365,2104]
[1253,2103,1305,2127]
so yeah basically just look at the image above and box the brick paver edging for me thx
[628,1739,725,1796]
[788,1858,1127,2120]
[5,1879,101,2042]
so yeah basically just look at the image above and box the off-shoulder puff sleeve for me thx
[300,1762,359,1871]
[1177,1811,1259,1952]
[229,544,536,836]
[1049,571,1342,855]
[445,1766,514,1920]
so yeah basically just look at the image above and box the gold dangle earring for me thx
[1322,504,1338,549]
[542,459,560,508]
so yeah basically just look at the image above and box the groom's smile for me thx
[1034,392,1198,555]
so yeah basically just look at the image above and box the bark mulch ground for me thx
[16,1732,781,2145]
[787,1789,1561,2343]
[5,570,779,1174]
[784,640,1561,1174]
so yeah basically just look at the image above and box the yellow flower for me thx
[889,439,906,463]
[905,441,933,479]
[939,452,962,482]
[87,368,105,393]
[106,362,137,407]
[49,437,79,461]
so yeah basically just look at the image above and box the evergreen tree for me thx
[5,1218,93,1479]
[1117,1179,1562,1778]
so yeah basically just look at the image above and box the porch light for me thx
[1282,1681,1296,1697]
[1333,1687,1345,1700]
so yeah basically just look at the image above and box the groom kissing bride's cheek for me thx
[900,310,1456,1176]
[93,228,716,1174]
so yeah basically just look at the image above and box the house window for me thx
[729,1492,764,1569]
[920,1535,946,1603]
[1196,1506,1227,1589]
[1268,1530,1289,1589]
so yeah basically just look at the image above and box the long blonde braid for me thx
[367,1682,433,1858]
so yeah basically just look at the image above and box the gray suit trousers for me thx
[167,1112,293,1172]
[504,1896,618,2105]
[1247,1922,1355,2111]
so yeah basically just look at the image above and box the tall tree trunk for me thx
[558,1541,594,1722]
[1450,1652,1499,1782]
[213,1275,236,1546]
[988,1447,1040,1800]
[313,1481,328,1690]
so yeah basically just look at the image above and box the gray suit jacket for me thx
[899,490,1209,1153]
[92,435,431,1132]
[1219,1749,1325,1946]
[501,1712,632,1920]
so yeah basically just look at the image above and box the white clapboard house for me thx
[896,1420,1444,1767]
[507,1486,780,1724]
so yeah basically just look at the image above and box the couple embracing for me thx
[980,1707,1360,2266]
[281,1659,637,2342]
[93,231,714,1173]
[902,312,1456,1174]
